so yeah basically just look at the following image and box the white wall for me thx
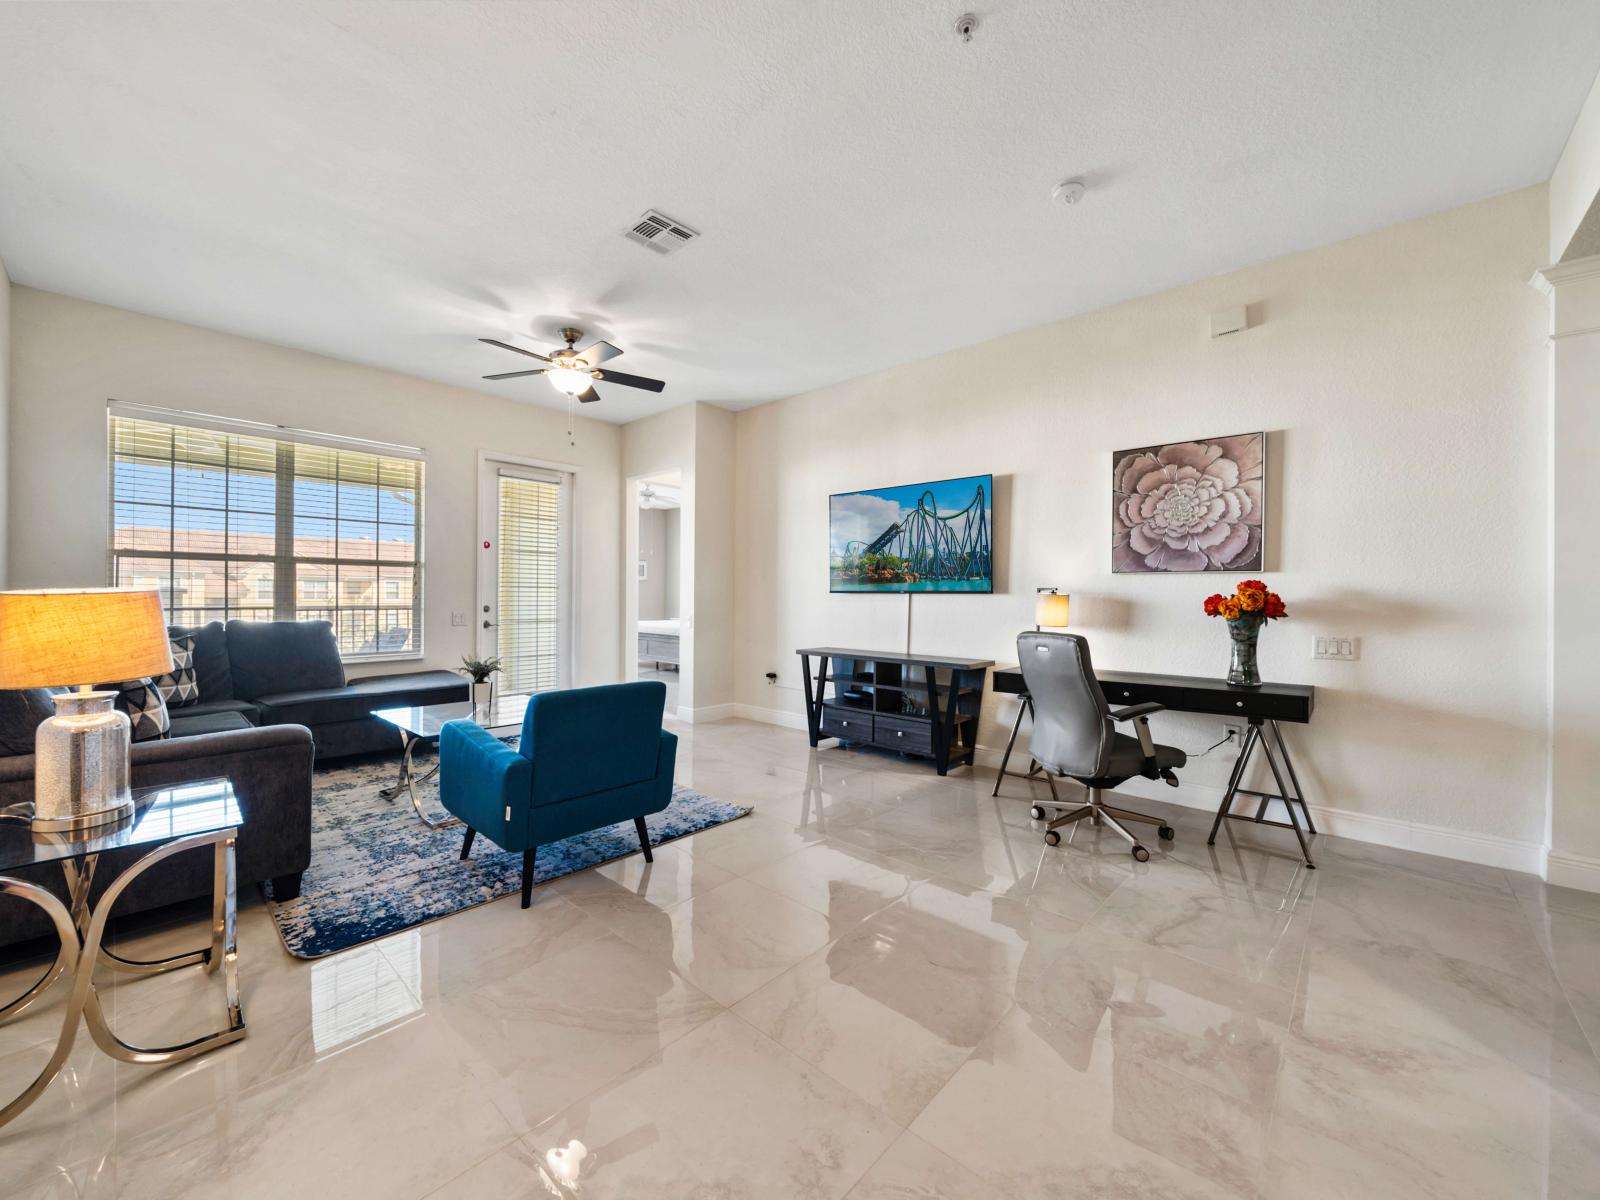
[8,286,623,683]
[734,186,1552,865]
[637,506,670,619]
[1552,66,1600,260]
[661,507,681,618]
[620,401,736,719]
[692,404,736,714]
[623,406,698,711]
[0,256,9,587]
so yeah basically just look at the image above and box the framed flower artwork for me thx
[1112,431,1265,573]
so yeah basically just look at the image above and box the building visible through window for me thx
[109,406,425,659]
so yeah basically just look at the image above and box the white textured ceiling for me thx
[1,2,1597,423]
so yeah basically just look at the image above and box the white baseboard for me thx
[732,702,809,731]
[730,710,1546,877]
[678,702,738,724]
[1544,849,1600,893]
[975,742,1546,875]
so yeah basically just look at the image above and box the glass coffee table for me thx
[373,693,532,829]
[0,777,246,1129]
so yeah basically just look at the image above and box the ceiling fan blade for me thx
[577,340,623,366]
[577,386,602,403]
[483,368,549,380]
[594,369,665,393]
[479,337,551,362]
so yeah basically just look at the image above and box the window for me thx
[109,405,425,659]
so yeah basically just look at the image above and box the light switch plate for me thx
[450,611,467,627]
[1312,636,1358,661]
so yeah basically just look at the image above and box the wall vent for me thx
[625,209,699,254]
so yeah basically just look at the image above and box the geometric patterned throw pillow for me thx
[154,634,200,707]
[105,678,171,742]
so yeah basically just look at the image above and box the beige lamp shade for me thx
[0,588,174,689]
[1035,591,1071,629]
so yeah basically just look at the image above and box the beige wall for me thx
[734,186,1552,866]
[7,286,623,683]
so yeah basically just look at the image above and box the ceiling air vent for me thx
[625,209,699,254]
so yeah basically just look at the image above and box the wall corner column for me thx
[1533,255,1600,892]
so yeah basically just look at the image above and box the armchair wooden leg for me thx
[460,827,476,860]
[634,816,654,863]
[521,846,537,908]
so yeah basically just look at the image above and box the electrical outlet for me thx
[1312,636,1358,661]
[1223,721,1246,743]
[450,611,467,627]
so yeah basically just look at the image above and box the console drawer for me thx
[820,706,871,742]
[873,712,934,756]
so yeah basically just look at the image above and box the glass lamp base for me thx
[33,692,134,837]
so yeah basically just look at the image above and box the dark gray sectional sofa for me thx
[168,619,468,760]
[0,619,468,951]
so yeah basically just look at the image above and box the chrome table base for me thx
[378,731,462,830]
[0,829,245,1130]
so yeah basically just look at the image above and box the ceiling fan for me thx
[479,327,665,404]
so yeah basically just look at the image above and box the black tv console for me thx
[796,647,993,776]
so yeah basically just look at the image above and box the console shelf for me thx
[796,647,993,776]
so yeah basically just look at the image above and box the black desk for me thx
[990,665,1318,865]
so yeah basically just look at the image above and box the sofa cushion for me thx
[226,619,345,699]
[175,698,262,724]
[0,688,56,756]
[154,633,201,708]
[168,621,234,702]
[100,678,171,742]
[167,710,256,738]
[254,670,468,727]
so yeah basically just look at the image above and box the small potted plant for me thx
[458,655,502,708]
[1203,580,1287,687]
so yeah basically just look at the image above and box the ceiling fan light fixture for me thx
[547,364,593,396]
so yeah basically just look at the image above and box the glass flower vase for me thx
[1226,615,1265,687]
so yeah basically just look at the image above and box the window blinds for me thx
[108,407,425,658]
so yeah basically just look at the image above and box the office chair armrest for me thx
[1109,703,1162,773]
[1108,702,1164,722]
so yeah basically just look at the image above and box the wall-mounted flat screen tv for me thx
[829,474,993,593]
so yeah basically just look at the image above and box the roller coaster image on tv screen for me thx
[829,474,993,593]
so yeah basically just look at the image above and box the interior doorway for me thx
[633,471,682,714]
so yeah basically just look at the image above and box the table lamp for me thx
[1035,588,1070,631]
[0,589,173,834]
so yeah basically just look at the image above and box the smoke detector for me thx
[625,209,699,254]
[1052,178,1087,206]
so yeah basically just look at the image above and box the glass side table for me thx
[0,776,245,1130]
[372,693,533,829]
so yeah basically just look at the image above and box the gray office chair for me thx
[1017,632,1186,862]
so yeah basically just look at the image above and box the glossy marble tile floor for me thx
[3,717,1599,1198]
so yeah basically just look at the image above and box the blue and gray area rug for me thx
[266,744,751,958]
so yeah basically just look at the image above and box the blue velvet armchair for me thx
[439,680,678,907]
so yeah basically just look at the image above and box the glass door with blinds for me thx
[479,463,572,695]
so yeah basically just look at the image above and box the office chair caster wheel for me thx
[1044,830,1061,847]
[1131,845,1150,862]
[1030,805,1047,821]
[1158,825,1175,840]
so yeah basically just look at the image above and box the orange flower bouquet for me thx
[1202,580,1285,686]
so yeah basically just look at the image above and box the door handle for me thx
[483,620,497,629]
